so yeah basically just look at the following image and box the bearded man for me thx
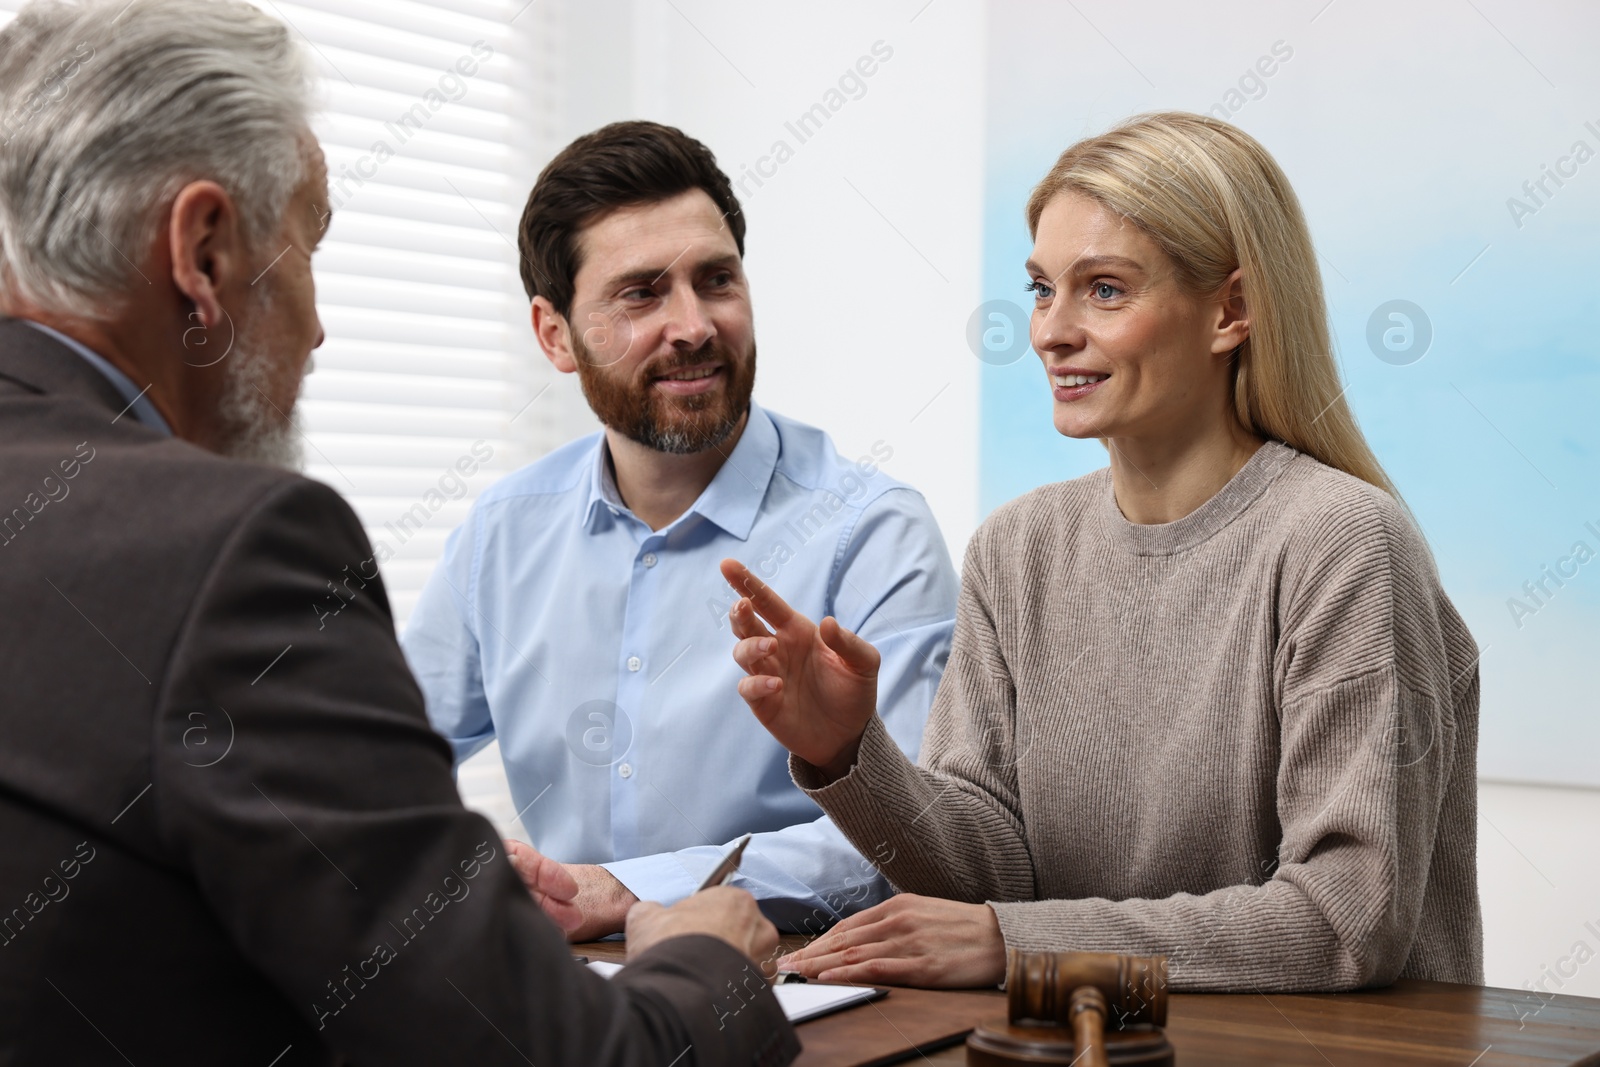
[402,121,958,941]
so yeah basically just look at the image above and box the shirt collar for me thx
[22,320,172,435]
[582,402,779,542]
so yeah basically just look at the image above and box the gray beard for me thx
[212,292,305,470]
[218,375,304,469]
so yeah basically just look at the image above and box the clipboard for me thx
[583,959,887,1024]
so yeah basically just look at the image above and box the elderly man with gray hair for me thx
[0,2,798,1065]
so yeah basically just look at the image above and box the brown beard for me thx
[571,336,757,455]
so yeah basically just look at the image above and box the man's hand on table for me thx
[505,840,638,941]
[627,886,780,963]
[504,838,584,933]
[776,894,1007,988]
[561,863,641,941]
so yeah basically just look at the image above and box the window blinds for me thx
[270,0,556,835]
[4,0,563,629]
[258,0,541,628]
[252,0,555,836]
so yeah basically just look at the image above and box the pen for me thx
[696,833,752,892]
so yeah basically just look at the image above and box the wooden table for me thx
[577,937,1600,1066]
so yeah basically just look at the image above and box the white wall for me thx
[1479,781,1600,999]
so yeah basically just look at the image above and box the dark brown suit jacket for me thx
[0,318,798,1066]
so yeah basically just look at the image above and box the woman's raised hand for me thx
[720,558,880,781]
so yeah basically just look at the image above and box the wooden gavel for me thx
[1010,950,1167,1065]
[967,950,1173,1067]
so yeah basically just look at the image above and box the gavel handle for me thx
[1069,986,1109,1067]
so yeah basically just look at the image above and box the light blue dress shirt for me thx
[24,320,171,434]
[402,403,958,930]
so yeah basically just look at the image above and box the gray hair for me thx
[0,0,315,316]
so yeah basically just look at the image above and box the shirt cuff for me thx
[602,850,703,908]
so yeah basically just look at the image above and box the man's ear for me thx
[1210,267,1250,357]
[531,296,577,374]
[169,180,244,331]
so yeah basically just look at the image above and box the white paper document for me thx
[584,960,884,1024]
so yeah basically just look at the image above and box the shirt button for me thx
[618,763,633,778]
[626,656,642,672]
[642,552,658,568]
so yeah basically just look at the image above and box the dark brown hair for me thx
[516,120,745,316]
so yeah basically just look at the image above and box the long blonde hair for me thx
[1026,111,1398,499]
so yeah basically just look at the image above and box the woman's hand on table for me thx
[776,894,1008,988]
[720,558,881,781]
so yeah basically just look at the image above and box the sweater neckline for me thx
[1099,439,1295,556]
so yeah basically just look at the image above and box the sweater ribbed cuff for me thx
[788,714,907,814]
[987,899,1077,955]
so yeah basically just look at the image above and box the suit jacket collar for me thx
[0,310,184,441]
[0,315,132,420]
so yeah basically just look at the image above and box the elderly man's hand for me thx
[626,886,779,964]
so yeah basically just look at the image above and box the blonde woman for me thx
[719,112,1481,992]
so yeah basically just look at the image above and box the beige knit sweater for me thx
[795,441,1482,992]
